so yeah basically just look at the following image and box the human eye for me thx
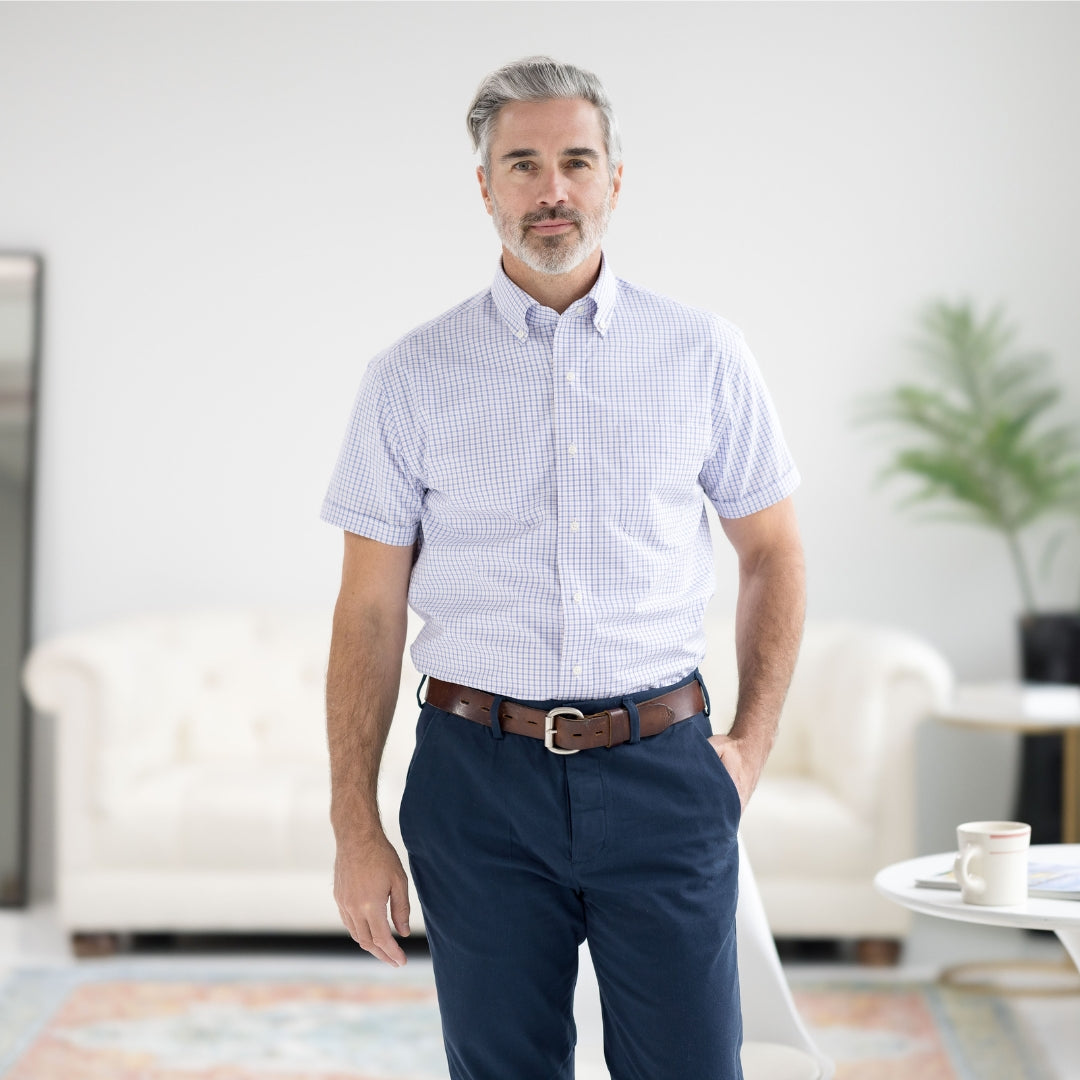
[566,158,590,169]
[511,160,536,172]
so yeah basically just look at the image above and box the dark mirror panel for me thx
[0,253,42,906]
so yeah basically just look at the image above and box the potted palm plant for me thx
[859,300,1080,840]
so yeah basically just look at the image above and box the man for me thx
[322,56,804,1080]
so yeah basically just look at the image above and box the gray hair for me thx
[466,56,622,177]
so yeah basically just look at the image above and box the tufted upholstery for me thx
[23,606,950,945]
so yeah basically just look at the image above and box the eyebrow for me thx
[499,146,601,163]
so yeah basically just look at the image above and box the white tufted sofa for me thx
[22,607,950,948]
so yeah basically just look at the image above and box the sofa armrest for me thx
[22,636,134,872]
[801,625,953,823]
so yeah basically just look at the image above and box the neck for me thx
[500,247,602,314]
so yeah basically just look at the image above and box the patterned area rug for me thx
[790,979,1055,1080]
[0,958,1056,1079]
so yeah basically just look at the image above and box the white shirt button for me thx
[570,520,580,532]
[572,664,582,677]
[573,591,582,604]
[568,443,577,457]
[566,371,576,382]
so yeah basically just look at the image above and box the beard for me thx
[491,194,612,276]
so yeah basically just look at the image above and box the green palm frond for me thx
[857,300,1080,612]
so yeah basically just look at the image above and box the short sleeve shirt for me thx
[322,258,799,699]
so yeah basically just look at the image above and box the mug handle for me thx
[954,843,986,899]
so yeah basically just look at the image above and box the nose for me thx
[537,167,569,208]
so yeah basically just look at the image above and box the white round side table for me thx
[875,844,1080,994]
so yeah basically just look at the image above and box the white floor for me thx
[2,905,1079,1079]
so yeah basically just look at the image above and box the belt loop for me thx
[694,669,711,718]
[489,694,505,739]
[621,695,641,744]
[415,674,428,711]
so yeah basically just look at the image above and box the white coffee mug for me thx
[953,821,1031,906]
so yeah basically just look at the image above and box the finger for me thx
[371,930,408,967]
[389,878,412,937]
[349,914,405,967]
[338,905,397,966]
[363,909,408,967]
[364,940,401,966]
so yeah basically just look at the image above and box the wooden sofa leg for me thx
[856,938,902,966]
[71,932,122,958]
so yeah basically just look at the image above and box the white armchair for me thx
[23,606,949,960]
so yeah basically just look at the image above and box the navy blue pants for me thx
[399,671,743,1080]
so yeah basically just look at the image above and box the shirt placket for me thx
[551,307,593,698]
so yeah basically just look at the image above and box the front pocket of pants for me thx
[399,704,445,850]
[688,719,743,826]
[404,704,442,785]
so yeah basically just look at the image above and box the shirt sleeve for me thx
[699,328,800,519]
[320,352,424,545]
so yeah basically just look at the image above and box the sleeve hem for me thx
[710,468,801,520]
[319,500,419,546]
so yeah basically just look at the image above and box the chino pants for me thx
[399,671,743,1080]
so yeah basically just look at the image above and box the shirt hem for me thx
[411,657,702,704]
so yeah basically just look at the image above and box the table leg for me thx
[1064,729,1080,845]
[937,906,1080,997]
[1059,929,1080,975]
[939,957,1080,995]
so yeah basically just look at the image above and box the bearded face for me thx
[480,99,621,281]
[490,191,613,277]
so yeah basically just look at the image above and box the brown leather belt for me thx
[423,677,706,754]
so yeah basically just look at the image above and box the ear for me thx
[610,163,624,210]
[477,165,494,217]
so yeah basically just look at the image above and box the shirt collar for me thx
[491,254,618,340]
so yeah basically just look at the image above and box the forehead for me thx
[490,97,606,156]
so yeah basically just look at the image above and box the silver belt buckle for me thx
[544,706,584,755]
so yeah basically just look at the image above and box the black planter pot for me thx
[1019,613,1080,684]
[1015,613,1080,844]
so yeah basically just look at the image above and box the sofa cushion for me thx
[739,777,875,880]
[96,760,334,872]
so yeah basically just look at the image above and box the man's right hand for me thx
[333,831,412,967]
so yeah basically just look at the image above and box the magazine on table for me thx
[915,861,1080,901]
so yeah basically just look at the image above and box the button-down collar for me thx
[491,255,618,340]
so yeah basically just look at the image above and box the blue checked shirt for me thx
[322,258,799,700]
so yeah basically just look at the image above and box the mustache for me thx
[522,208,583,227]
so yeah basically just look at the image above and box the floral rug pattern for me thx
[0,960,1055,1079]
[791,981,1054,1080]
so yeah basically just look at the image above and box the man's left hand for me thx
[706,733,769,813]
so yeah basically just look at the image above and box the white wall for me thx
[3,2,1080,879]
